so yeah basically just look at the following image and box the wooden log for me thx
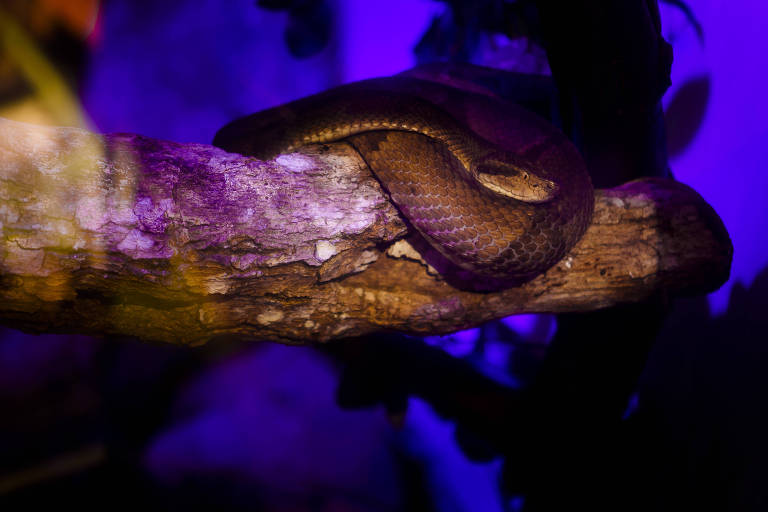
[0,118,731,344]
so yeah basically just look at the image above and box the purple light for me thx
[484,338,513,367]
[424,327,483,357]
[660,1,768,314]
[501,314,538,337]
[3,1,756,509]
[501,314,557,345]
[81,2,339,143]
[144,344,402,505]
[338,0,441,82]
[401,398,505,512]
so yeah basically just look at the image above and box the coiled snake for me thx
[213,76,593,284]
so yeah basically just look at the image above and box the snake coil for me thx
[213,76,593,284]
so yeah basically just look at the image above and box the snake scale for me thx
[213,76,594,284]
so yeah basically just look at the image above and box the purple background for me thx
[2,1,767,510]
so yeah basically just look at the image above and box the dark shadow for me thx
[665,74,711,158]
[326,265,768,511]
[624,265,768,511]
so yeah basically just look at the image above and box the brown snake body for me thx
[213,76,594,283]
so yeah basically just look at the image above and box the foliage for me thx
[254,0,703,62]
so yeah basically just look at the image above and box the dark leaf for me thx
[665,74,710,158]
[661,0,705,43]
[284,2,332,58]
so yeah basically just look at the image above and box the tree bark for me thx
[0,117,731,344]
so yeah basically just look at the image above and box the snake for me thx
[213,76,594,284]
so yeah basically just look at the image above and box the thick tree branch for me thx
[0,117,731,344]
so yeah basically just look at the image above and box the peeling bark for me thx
[0,118,731,344]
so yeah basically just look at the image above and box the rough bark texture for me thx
[0,117,731,344]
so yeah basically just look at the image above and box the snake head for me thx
[473,153,559,203]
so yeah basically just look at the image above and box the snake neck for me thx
[266,96,556,203]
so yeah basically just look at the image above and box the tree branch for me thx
[0,117,731,344]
